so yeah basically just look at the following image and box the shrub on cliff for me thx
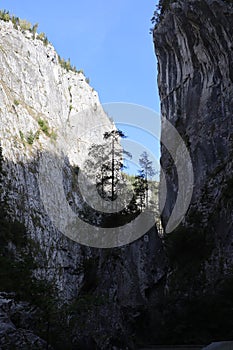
[19,18,32,31]
[37,32,49,46]
[0,10,10,22]
[38,118,49,135]
[58,55,78,73]
[0,9,84,72]
[31,23,38,39]
[151,0,177,27]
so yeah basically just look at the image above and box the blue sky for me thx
[1,0,161,175]
[1,0,160,110]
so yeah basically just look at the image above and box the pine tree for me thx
[103,129,130,203]
[83,129,131,213]
[138,151,156,208]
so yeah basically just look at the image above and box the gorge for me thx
[0,0,233,349]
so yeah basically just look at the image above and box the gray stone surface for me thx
[202,343,233,350]
[0,19,114,299]
[0,293,51,349]
[154,0,233,291]
[0,19,166,348]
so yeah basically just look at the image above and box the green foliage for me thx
[138,151,157,209]
[27,130,40,144]
[0,196,69,347]
[37,32,49,46]
[0,10,32,31]
[31,22,38,39]
[133,173,147,211]
[38,118,49,136]
[151,2,163,26]
[102,129,129,201]
[19,18,32,31]
[0,171,61,346]
[50,130,57,141]
[151,0,176,27]
[0,148,71,349]
[85,77,90,84]
[83,132,159,222]
[0,10,10,22]
[19,130,25,143]
[13,99,20,106]
[0,222,67,346]
[0,10,49,45]
[0,210,36,298]
[37,32,45,41]
[38,118,57,141]
[0,10,88,77]
[20,130,40,145]
[26,130,35,145]
[43,36,49,46]
[11,16,20,29]
[0,220,61,345]
[35,129,40,140]
[58,55,77,73]
[139,151,156,180]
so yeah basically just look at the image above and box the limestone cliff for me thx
[0,18,165,349]
[153,0,233,344]
[0,16,113,296]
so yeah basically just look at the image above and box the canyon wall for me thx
[0,19,165,349]
[153,0,233,344]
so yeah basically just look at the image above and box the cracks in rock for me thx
[67,85,73,123]
[0,79,16,111]
[161,74,191,101]
[38,66,43,77]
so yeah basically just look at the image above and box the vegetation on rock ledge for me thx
[151,0,177,27]
[0,9,85,75]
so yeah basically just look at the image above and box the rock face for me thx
[0,293,51,350]
[0,19,166,349]
[0,18,113,300]
[153,0,233,344]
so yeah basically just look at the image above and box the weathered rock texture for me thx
[0,18,113,300]
[0,19,166,349]
[0,293,52,350]
[153,0,233,344]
